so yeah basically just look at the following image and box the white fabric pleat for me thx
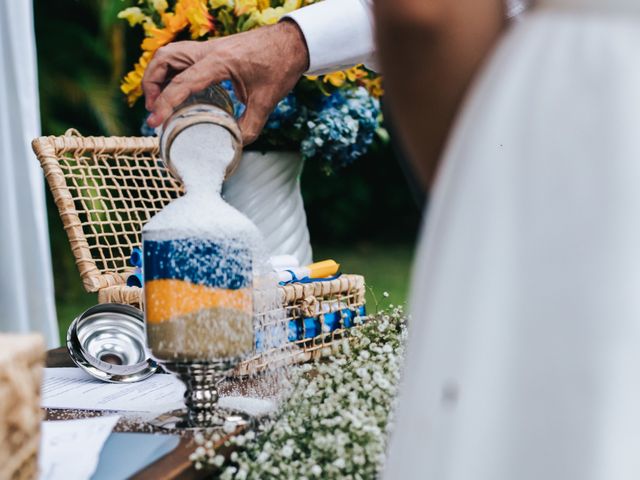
[0,0,58,347]
[385,7,640,480]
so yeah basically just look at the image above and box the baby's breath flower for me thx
[189,306,407,479]
[281,444,294,458]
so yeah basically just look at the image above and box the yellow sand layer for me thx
[145,279,251,324]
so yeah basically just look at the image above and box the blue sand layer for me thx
[143,238,251,290]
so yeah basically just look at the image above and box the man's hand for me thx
[143,21,309,144]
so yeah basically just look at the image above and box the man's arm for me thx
[143,0,376,143]
[375,0,505,188]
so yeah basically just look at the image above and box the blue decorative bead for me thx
[288,320,302,342]
[302,317,321,339]
[342,308,355,329]
[323,311,340,332]
[130,247,143,268]
[140,115,157,137]
[126,269,143,288]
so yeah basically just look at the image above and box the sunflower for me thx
[121,51,153,106]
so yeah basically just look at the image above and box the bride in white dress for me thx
[384,0,640,478]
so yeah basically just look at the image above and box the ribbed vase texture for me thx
[223,151,313,266]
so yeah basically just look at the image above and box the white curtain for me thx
[0,0,58,347]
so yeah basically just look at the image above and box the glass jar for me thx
[158,84,242,180]
[143,85,259,366]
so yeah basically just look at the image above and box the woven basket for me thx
[32,130,367,374]
[0,334,45,480]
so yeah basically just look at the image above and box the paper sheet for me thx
[39,416,119,480]
[42,368,185,413]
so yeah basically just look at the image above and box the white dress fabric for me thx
[385,1,640,479]
[506,0,533,19]
[0,0,58,347]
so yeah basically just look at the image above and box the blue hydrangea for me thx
[221,81,299,132]
[265,93,299,130]
[141,114,157,136]
[220,80,246,118]
[300,87,380,171]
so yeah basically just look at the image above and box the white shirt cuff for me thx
[285,0,378,75]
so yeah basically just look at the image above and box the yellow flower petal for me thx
[141,25,176,51]
[235,0,257,15]
[283,0,302,12]
[362,77,384,98]
[209,0,230,7]
[261,7,284,24]
[117,7,147,27]
[345,65,367,82]
[324,71,346,88]
[181,0,213,38]
[151,0,169,13]
[120,52,153,106]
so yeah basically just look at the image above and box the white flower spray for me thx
[191,304,409,479]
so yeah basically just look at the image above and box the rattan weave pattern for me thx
[0,334,44,480]
[238,273,367,375]
[32,131,368,375]
[32,131,182,292]
[95,274,367,376]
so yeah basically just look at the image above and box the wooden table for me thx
[45,348,235,480]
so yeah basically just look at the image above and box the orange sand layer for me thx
[145,279,251,324]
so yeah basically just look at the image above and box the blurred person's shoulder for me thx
[506,0,533,20]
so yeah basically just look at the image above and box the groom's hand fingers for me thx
[146,60,229,128]
[143,42,204,111]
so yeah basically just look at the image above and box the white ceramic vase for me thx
[222,151,313,265]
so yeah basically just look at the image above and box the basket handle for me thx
[64,128,82,137]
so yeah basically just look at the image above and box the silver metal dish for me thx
[67,304,158,383]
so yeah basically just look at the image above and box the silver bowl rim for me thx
[66,303,158,383]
